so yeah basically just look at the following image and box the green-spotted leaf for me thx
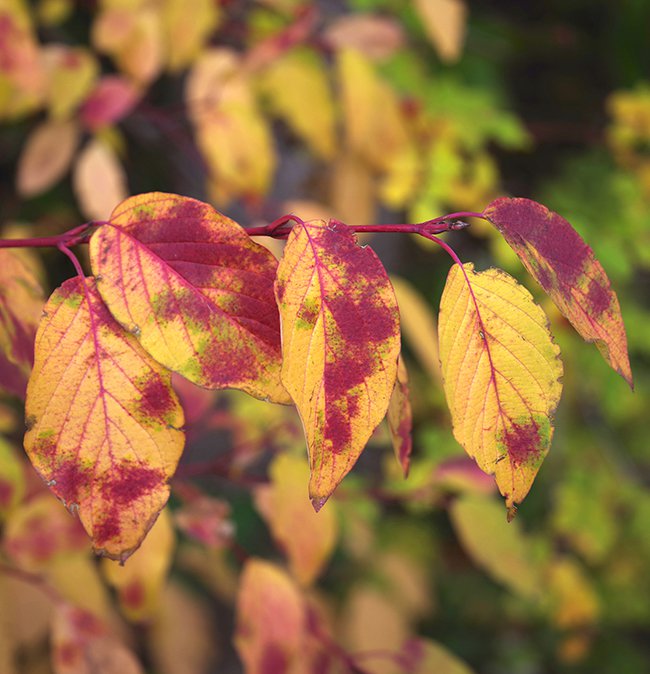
[24,277,185,561]
[89,193,288,403]
[484,197,633,388]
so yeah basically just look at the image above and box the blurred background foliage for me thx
[0,0,649,673]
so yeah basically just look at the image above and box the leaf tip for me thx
[506,501,518,523]
[310,495,329,513]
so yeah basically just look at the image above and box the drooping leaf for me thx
[438,263,563,513]
[41,44,98,119]
[102,508,174,622]
[24,277,185,561]
[73,138,128,221]
[414,0,468,63]
[51,603,143,674]
[390,275,442,384]
[275,220,401,508]
[258,48,336,160]
[234,559,306,674]
[484,197,633,387]
[16,119,80,197]
[0,248,44,397]
[387,355,413,477]
[255,452,339,586]
[174,494,233,549]
[89,192,287,402]
[449,494,542,599]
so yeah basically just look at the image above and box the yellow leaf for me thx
[73,138,128,221]
[41,45,98,119]
[387,355,413,477]
[0,439,25,519]
[24,277,185,561]
[337,49,410,172]
[330,152,376,226]
[93,6,163,84]
[0,248,44,397]
[186,49,276,203]
[148,582,218,674]
[438,264,563,512]
[403,638,475,674]
[390,275,441,385]
[414,0,467,63]
[160,0,220,71]
[258,49,336,159]
[275,221,400,508]
[545,557,600,630]
[255,452,339,585]
[450,494,542,599]
[51,602,143,674]
[102,508,174,622]
[16,119,80,197]
[234,559,306,674]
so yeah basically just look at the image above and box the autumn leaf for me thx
[484,197,633,387]
[414,0,468,63]
[258,48,336,160]
[102,508,174,622]
[275,220,400,508]
[438,263,563,513]
[255,452,339,585]
[235,559,306,674]
[0,439,25,520]
[449,494,542,599]
[324,13,405,62]
[73,138,128,221]
[89,193,288,403]
[79,76,141,132]
[401,638,476,674]
[24,277,185,561]
[16,119,80,197]
[51,603,143,674]
[387,355,413,477]
[0,248,44,397]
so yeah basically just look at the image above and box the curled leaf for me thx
[484,197,633,387]
[275,220,400,508]
[24,277,185,561]
[387,355,413,477]
[438,263,563,513]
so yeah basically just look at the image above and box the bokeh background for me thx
[1,1,649,673]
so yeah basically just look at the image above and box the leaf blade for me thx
[24,277,184,561]
[484,197,633,387]
[438,263,563,512]
[275,221,400,507]
[89,192,287,403]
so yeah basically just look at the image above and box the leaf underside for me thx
[438,263,563,514]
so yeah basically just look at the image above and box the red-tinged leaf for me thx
[235,559,307,674]
[438,264,563,514]
[51,603,143,674]
[484,197,633,387]
[387,355,412,477]
[254,453,339,586]
[3,493,89,571]
[0,249,43,398]
[24,277,185,561]
[79,76,141,131]
[102,508,174,622]
[89,193,288,403]
[274,220,401,509]
[174,495,233,549]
